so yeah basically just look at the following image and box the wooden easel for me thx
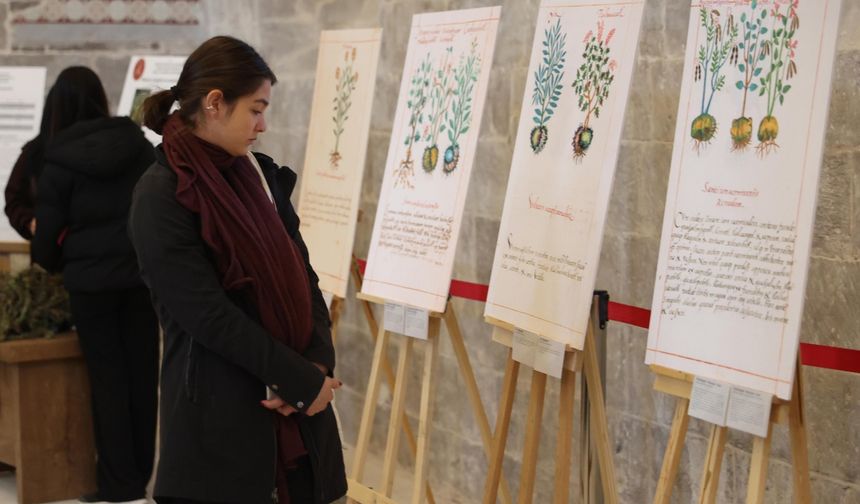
[346,292,514,504]
[651,356,810,504]
[329,295,345,344]
[482,294,619,504]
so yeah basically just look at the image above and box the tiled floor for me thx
[0,444,467,504]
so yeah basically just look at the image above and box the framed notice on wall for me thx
[297,29,382,299]
[117,55,186,145]
[646,0,843,399]
[0,66,46,243]
[361,7,501,312]
[484,0,645,349]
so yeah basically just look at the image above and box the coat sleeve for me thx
[286,200,336,375]
[31,164,70,271]
[128,173,326,411]
[4,145,36,241]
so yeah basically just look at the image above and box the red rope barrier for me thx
[352,258,860,374]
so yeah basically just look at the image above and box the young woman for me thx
[30,66,158,504]
[129,36,346,504]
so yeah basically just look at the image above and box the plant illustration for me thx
[690,8,737,153]
[394,53,432,189]
[570,19,616,160]
[443,39,482,173]
[422,47,455,172]
[530,16,567,154]
[730,0,768,151]
[330,47,359,168]
[756,0,799,157]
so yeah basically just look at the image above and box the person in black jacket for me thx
[128,36,346,504]
[30,66,158,504]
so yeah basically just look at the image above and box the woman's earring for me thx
[205,106,215,111]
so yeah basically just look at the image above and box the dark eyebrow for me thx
[255,99,269,106]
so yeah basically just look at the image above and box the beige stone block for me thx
[800,259,860,350]
[0,3,7,51]
[664,0,692,59]
[604,140,672,239]
[609,414,669,504]
[260,19,322,78]
[622,57,685,143]
[369,74,398,133]
[463,137,514,220]
[482,65,513,137]
[603,323,660,418]
[803,366,860,484]
[811,151,858,261]
[490,0,540,70]
[854,164,860,253]
[597,233,661,307]
[93,55,131,114]
[825,51,860,151]
[837,0,860,52]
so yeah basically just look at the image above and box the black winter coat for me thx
[128,148,346,504]
[31,116,154,292]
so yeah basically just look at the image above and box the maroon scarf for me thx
[161,113,312,502]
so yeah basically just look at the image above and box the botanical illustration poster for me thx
[646,0,842,399]
[297,29,382,298]
[361,7,501,311]
[0,66,46,243]
[117,55,186,145]
[484,0,645,349]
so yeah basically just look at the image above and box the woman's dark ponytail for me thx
[141,36,277,135]
[141,89,176,135]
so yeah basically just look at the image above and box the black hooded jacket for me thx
[31,116,155,292]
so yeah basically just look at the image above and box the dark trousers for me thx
[70,286,159,501]
[155,456,315,504]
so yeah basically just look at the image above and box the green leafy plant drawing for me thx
[443,39,481,173]
[422,47,455,173]
[756,0,799,157]
[394,53,432,189]
[530,16,567,154]
[571,19,616,160]
[330,47,359,168]
[730,0,768,151]
[690,7,737,153]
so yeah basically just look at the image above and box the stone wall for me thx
[2,0,857,502]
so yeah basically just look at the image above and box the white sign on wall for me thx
[117,55,186,145]
[297,29,382,299]
[485,0,645,348]
[361,7,501,311]
[0,66,46,243]
[646,0,843,400]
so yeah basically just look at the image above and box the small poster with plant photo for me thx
[117,55,186,145]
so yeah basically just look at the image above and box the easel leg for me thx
[444,305,513,504]
[330,297,344,345]
[553,368,576,504]
[653,398,690,504]
[583,320,619,504]
[381,336,415,496]
[788,363,811,503]
[745,421,773,504]
[348,325,390,501]
[697,425,728,504]
[517,370,547,504]
[411,319,442,504]
[482,350,519,504]
[350,259,435,503]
